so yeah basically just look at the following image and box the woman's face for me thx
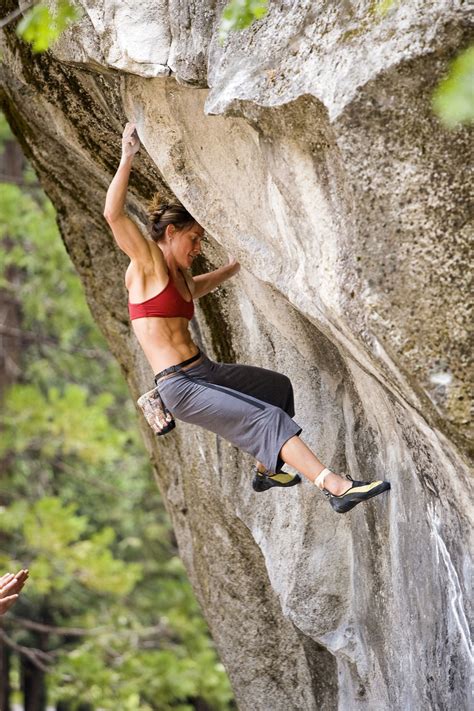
[169,223,204,269]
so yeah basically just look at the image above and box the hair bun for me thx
[147,191,178,220]
[147,192,196,243]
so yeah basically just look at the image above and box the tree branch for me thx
[0,324,107,359]
[5,616,89,637]
[0,627,52,673]
[0,172,40,187]
[53,458,124,495]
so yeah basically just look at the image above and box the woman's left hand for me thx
[192,256,240,297]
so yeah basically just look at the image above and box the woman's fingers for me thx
[121,123,140,155]
[123,123,137,141]
[122,122,136,138]
[227,255,241,275]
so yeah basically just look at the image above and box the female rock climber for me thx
[104,123,390,513]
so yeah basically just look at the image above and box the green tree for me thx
[16,0,80,53]
[218,0,268,43]
[432,45,474,128]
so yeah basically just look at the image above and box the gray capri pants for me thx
[156,353,302,473]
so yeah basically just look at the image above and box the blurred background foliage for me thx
[218,0,268,44]
[432,45,474,128]
[16,0,81,53]
[0,113,233,710]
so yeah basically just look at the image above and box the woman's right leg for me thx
[204,359,296,416]
[204,359,297,478]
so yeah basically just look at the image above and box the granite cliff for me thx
[1,1,472,709]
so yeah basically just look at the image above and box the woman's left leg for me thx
[280,436,346,492]
[280,435,391,513]
[194,361,315,476]
[204,359,300,484]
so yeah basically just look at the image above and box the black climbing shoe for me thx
[252,467,302,492]
[325,475,390,513]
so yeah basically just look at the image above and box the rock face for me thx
[1,2,472,709]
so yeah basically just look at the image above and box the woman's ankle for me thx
[314,469,349,496]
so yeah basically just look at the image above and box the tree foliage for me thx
[218,0,268,43]
[0,113,233,710]
[432,45,474,128]
[16,0,81,53]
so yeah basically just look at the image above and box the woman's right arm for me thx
[103,123,151,262]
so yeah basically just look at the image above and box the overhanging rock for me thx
[1,1,472,709]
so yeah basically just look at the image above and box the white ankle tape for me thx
[314,468,332,490]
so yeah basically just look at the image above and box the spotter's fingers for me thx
[14,569,29,584]
[0,573,14,587]
[0,595,19,614]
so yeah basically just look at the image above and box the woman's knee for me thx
[279,374,295,416]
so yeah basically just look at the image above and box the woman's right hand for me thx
[121,122,140,159]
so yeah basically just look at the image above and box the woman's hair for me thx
[147,192,196,243]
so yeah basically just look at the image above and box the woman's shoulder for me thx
[126,241,166,271]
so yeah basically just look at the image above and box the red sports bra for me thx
[128,276,194,321]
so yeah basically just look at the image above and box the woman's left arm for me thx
[192,257,240,299]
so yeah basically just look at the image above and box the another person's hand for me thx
[0,569,29,614]
[121,122,140,159]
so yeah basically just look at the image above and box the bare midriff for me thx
[131,315,199,375]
